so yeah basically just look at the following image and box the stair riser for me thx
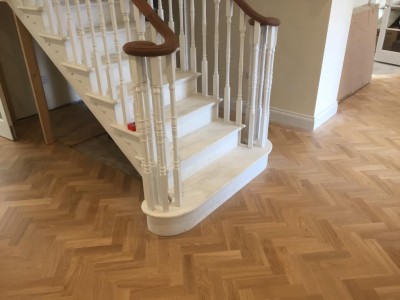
[165,105,215,140]
[168,130,239,186]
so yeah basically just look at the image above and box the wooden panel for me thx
[14,14,55,144]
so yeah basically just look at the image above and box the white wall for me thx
[314,0,354,128]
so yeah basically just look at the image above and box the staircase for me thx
[7,0,280,236]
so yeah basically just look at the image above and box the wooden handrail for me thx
[123,0,178,57]
[233,0,280,27]
[123,0,280,58]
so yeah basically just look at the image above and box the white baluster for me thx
[236,11,246,127]
[109,0,128,125]
[150,57,169,213]
[168,0,175,30]
[213,0,220,99]
[179,0,188,70]
[248,22,261,149]
[133,5,146,41]
[256,27,268,140]
[97,0,116,100]
[166,54,183,207]
[130,57,156,211]
[65,0,81,64]
[53,0,66,36]
[133,6,155,167]
[158,0,165,19]
[120,0,132,42]
[86,0,104,95]
[260,26,278,147]
[201,0,208,96]
[224,0,233,122]
[190,0,197,76]
[43,0,56,34]
[74,0,91,67]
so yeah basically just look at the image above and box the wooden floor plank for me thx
[1,75,400,299]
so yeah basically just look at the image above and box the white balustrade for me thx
[255,27,268,141]
[150,57,169,212]
[43,0,56,34]
[158,0,165,19]
[224,0,233,122]
[248,21,261,148]
[53,0,66,36]
[74,0,91,67]
[201,0,208,96]
[120,0,133,42]
[213,0,220,100]
[97,0,116,100]
[259,26,278,147]
[109,0,129,125]
[131,57,156,211]
[236,11,246,128]
[168,0,175,30]
[166,54,183,207]
[65,0,81,64]
[178,0,188,70]
[189,0,197,75]
[86,0,104,95]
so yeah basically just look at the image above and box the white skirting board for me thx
[270,101,338,130]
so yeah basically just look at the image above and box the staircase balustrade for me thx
[10,0,279,235]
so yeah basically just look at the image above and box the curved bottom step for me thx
[141,143,272,236]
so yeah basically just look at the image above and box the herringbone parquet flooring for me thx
[1,75,400,299]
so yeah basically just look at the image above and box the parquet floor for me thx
[1,75,400,299]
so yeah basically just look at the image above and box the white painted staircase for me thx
[7,0,279,235]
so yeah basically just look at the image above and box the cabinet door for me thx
[375,0,400,65]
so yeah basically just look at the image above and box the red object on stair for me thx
[127,122,136,132]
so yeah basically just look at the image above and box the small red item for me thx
[127,122,136,132]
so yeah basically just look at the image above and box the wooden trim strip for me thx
[233,0,280,27]
[14,15,55,145]
[123,0,178,57]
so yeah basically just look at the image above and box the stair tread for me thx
[183,145,270,200]
[153,145,271,217]
[166,94,218,120]
[178,121,241,162]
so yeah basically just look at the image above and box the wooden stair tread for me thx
[145,144,272,218]
[177,120,242,162]
[181,145,271,207]
[165,94,218,121]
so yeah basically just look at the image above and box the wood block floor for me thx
[1,76,400,299]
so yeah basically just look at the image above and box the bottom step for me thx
[141,142,273,236]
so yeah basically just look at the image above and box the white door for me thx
[0,82,16,141]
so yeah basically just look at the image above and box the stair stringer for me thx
[8,1,144,176]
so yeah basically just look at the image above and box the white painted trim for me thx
[270,101,338,131]
[313,101,338,129]
[270,107,314,130]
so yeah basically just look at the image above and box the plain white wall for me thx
[314,0,354,126]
